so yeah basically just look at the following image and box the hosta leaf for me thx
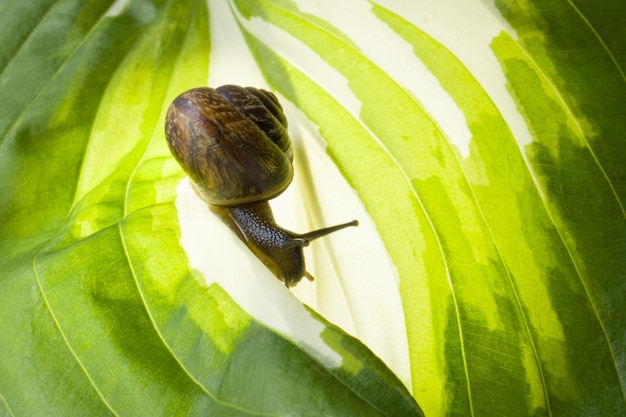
[2,0,625,416]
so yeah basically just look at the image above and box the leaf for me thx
[2,0,625,416]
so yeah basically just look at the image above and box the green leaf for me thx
[2,0,624,416]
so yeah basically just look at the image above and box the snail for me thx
[165,85,358,288]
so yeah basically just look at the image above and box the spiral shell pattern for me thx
[165,85,293,206]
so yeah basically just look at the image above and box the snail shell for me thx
[165,85,357,287]
[165,85,293,206]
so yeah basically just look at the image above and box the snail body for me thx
[165,85,357,288]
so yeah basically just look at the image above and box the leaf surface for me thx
[1,0,624,416]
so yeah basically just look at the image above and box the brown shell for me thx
[165,86,293,206]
